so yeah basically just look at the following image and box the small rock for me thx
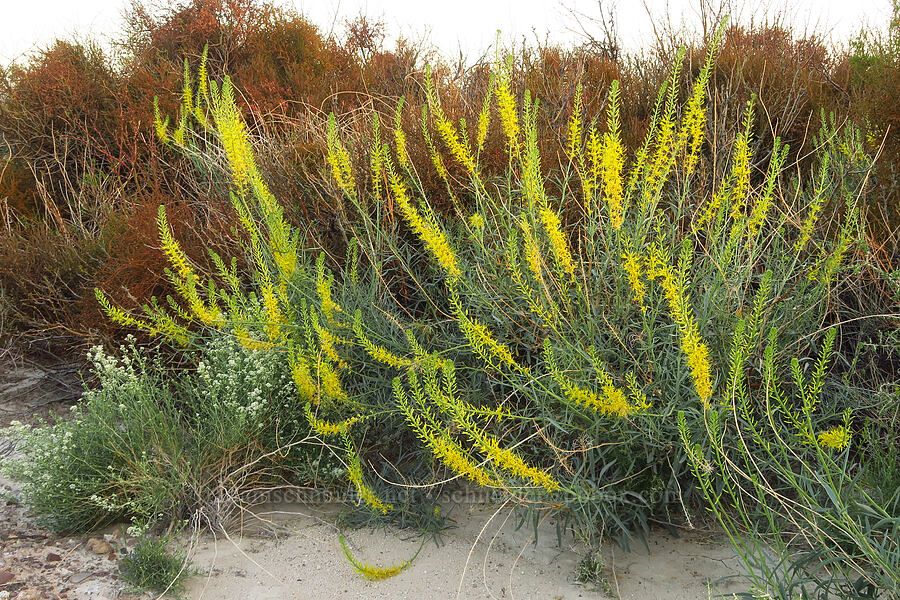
[0,571,12,584]
[15,589,41,600]
[69,572,93,584]
[46,552,62,562]
[107,552,116,561]
[87,538,113,555]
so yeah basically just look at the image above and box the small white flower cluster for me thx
[83,338,146,407]
[89,493,127,513]
[1,419,79,489]
[91,492,161,520]
[126,522,150,537]
[194,336,294,426]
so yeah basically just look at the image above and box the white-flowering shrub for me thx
[0,333,334,534]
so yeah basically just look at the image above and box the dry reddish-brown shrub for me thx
[2,0,900,352]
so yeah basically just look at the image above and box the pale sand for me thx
[185,503,743,600]
[1,364,744,600]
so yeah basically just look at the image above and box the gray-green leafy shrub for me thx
[1,334,338,534]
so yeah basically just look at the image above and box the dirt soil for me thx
[0,354,83,429]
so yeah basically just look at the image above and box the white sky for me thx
[0,0,894,66]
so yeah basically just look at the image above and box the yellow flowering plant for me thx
[310,20,874,550]
[679,324,897,595]
[92,22,892,583]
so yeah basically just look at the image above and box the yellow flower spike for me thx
[680,108,705,177]
[810,205,857,285]
[426,68,478,177]
[172,112,186,147]
[582,126,601,212]
[681,327,713,404]
[621,247,647,311]
[566,80,584,163]
[643,49,685,202]
[796,152,830,253]
[212,77,255,189]
[146,309,192,346]
[394,377,501,488]
[304,403,358,437]
[432,436,499,486]
[95,289,154,333]
[817,425,851,451]
[502,227,560,327]
[393,96,410,170]
[601,136,626,230]
[747,138,788,237]
[599,81,626,229]
[246,182,298,283]
[181,57,193,125]
[158,205,222,326]
[519,91,547,208]
[677,21,724,175]
[544,341,647,418]
[729,101,755,221]
[339,536,410,580]
[645,118,674,196]
[419,104,453,189]
[469,212,485,232]
[289,351,318,402]
[157,205,192,280]
[387,159,461,280]
[193,45,209,126]
[276,280,293,321]
[476,75,495,152]
[311,311,349,371]
[648,262,715,406]
[696,190,724,233]
[434,114,477,176]
[519,219,544,282]
[95,287,193,346]
[326,113,356,199]
[316,253,343,323]
[450,289,526,374]
[353,310,412,368]
[495,56,521,157]
[234,325,272,352]
[479,436,560,492]
[626,85,665,198]
[625,372,651,411]
[260,282,284,342]
[320,361,348,401]
[344,435,393,515]
[369,112,384,201]
[432,360,559,492]
[152,97,169,144]
[538,203,576,280]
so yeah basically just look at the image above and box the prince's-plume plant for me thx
[88,19,896,593]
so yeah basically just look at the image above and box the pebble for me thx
[86,538,113,555]
[69,572,93,584]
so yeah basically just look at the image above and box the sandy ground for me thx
[2,358,745,600]
[1,480,745,600]
[184,503,743,600]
